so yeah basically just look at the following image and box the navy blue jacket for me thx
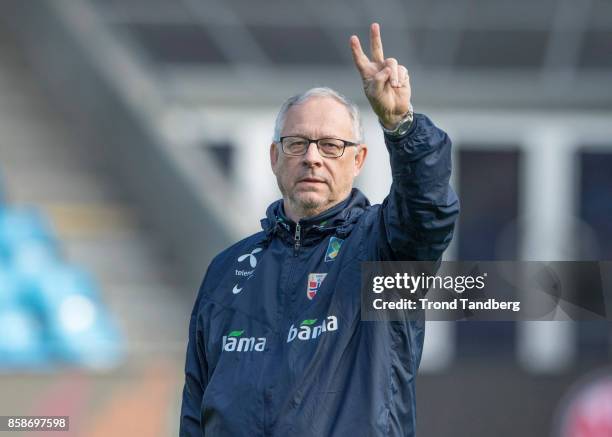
[180,113,459,436]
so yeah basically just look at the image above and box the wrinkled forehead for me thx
[281,97,355,140]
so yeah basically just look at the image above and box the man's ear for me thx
[270,142,279,173]
[353,144,368,177]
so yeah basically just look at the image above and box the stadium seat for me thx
[0,305,48,370]
[0,204,124,370]
[25,264,97,318]
[0,208,56,262]
[44,292,123,369]
[0,267,21,308]
[30,265,123,368]
[5,238,58,276]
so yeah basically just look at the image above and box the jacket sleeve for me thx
[179,281,208,437]
[376,113,460,261]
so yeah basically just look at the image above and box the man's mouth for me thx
[298,177,326,184]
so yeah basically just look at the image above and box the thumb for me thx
[372,67,391,95]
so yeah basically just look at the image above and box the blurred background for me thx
[0,0,610,435]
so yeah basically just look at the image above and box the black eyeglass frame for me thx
[277,136,359,158]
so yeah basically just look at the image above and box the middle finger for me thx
[370,23,385,64]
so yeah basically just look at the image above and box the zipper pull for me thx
[293,222,301,256]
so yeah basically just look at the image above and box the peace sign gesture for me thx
[350,23,412,129]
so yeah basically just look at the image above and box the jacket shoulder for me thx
[210,231,267,270]
[195,231,267,301]
[353,203,395,261]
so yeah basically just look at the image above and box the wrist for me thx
[379,103,414,137]
[381,114,407,130]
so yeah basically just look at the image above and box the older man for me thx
[180,23,459,437]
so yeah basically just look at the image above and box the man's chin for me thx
[292,192,327,212]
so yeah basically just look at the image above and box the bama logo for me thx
[287,316,338,343]
[222,329,266,352]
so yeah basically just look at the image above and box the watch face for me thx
[399,118,414,133]
[389,119,413,136]
[381,112,414,136]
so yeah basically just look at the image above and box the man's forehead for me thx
[282,124,346,138]
[286,96,350,116]
[281,97,354,136]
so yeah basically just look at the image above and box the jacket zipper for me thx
[293,222,301,256]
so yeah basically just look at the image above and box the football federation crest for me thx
[307,273,327,300]
[324,237,343,262]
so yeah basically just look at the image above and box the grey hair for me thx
[273,87,364,144]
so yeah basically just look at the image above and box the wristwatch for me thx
[380,103,414,137]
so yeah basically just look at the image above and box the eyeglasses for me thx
[278,136,359,158]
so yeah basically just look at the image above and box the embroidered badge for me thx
[324,237,343,262]
[307,273,327,300]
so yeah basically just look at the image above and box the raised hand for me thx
[350,23,412,129]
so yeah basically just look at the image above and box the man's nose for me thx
[302,141,323,166]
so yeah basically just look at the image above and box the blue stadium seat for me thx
[0,268,21,308]
[34,264,97,299]
[0,204,124,370]
[6,238,58,276]
[0,208,56,262]
[25,265,97,321]
[0,305,48,369]
[44,293,123,369]
[31,265,123,368]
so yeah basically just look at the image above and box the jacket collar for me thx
[260,188,370,246]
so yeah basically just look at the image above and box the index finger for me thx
[370,22,384,64]
[350,35,370,75]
